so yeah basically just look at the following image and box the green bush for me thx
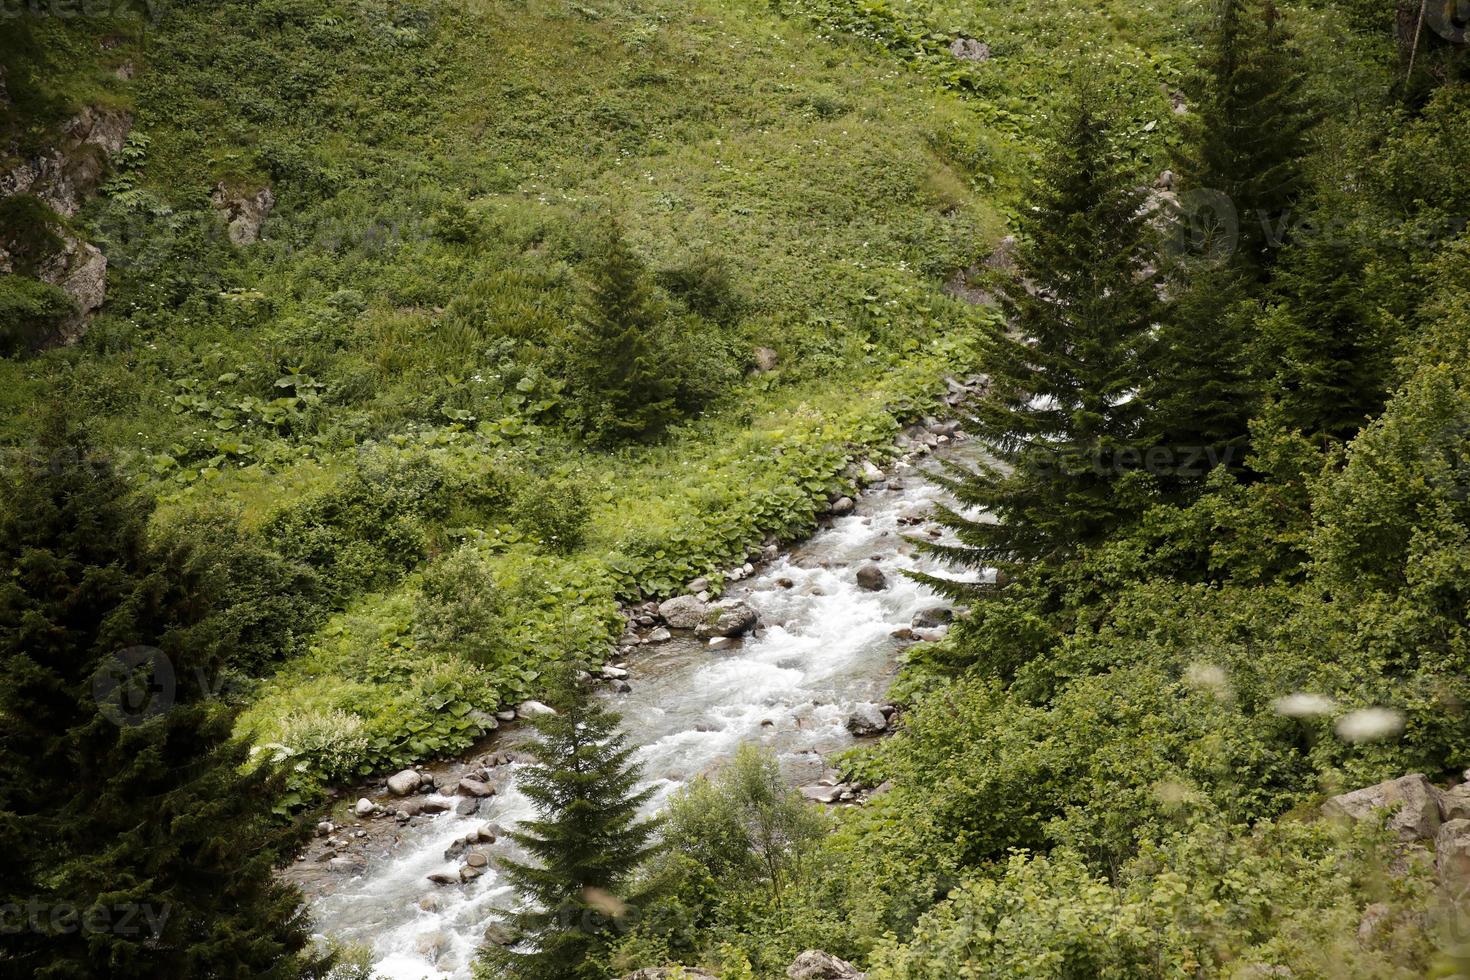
[0,274,73,355]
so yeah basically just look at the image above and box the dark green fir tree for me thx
[0,415,330,980]
[574,224,679,444]
[1144,261,1261,485]
[1174,0,1314,276]
[481,673,661,980]
[917,83,1162,579]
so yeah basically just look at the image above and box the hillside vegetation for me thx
[3,0,1470,977]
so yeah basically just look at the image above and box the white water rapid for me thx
[306,446,983,979]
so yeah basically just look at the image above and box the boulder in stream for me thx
[911,606,953,629]
[846,703,889,737]
[458,778,495,798]
[855,564,887,591]
[353,797,375,817]
[387,769,421,796]
[658,594,709,629]
[516,700,557,719]
[696,600,759,638]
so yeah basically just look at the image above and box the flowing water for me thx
[307,446,983,979]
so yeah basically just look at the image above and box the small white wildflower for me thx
[1335,707,1405,743]
[1272,693,1337,718]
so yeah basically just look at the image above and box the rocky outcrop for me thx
[949,38,991,62]
[2,106,133,217]
[1322,774,1442,842]
[1435,818,1470,895]
[787,950,866,979]
[211,182,276,245]
[36,234,106,344]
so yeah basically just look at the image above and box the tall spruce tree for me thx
[0,416,329,980]
[1142,0,1315,479]
[484,674,661,980]
[916,83,1162,578]
[1175,0,1313,276]
[1144,261,1260,484]
[574,224,678,444]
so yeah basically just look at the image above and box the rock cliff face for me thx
[1,105,133,347]
[1,106,133,217]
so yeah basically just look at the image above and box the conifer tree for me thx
[1175,0,1313,276]
[484,673,661,980]
[574,224,678,444]
[918,83,1162,576]
[0,415,329,980]
[1145,0,1313,479]
[1143,261,1260,484]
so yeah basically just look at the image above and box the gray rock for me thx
[1357,902,1392,945]
[1439,784,1470,821]
[855,565,887,591]
[1323,774,1443,842]
[602,665,630,680]
[787,949,867,979]
[495,709,517,722]
[707,637,735,651]
[444,838,470,861]
[459,864,485,882]
[354,797,375,817]
[860,460,885,483]
[1436,818,1470,893]
[387,769,421,796]
[211,181,276,245]
[846,703,889,737]
[948,37,990,62]
[456,797,481,817]
[464,849,489,868]
[416,930,449,962]
[696,600,759,638]
[799,784,843,804]
[483,921,517,946]
[658,594,709,630]
[752,346,779,373]
[686,577,710,593]
[420,799,450,814]
[646,627,672,643]
[458,778,495,798]
[829,497,856,515]
[911,606,953,629]
[516,700,557,719]
[327,856,363,874]
[427,872,457,886]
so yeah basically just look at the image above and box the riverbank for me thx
[289,428,987,979]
